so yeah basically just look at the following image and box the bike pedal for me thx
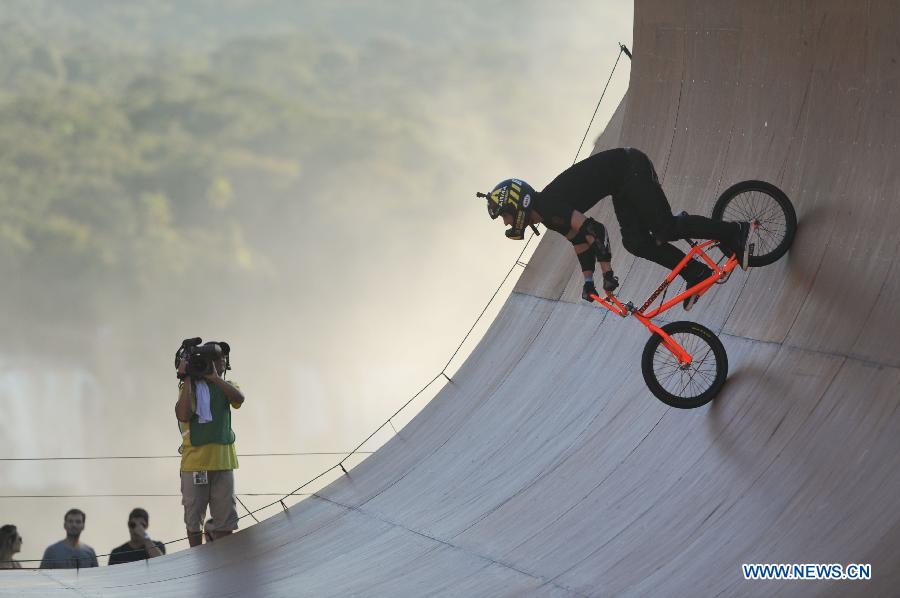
[716,269,732,284]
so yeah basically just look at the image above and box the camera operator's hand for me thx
[177,357,189,379]
[203,360,220,382]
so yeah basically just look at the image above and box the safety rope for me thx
[573,43,630,164]
[0,493,312,498]
[0,452,373,462]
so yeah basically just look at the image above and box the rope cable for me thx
[0,452,373,462]
[441,234,536,373]
[0,493,311,498]
[235,494,260,524]
[573,45,626,164]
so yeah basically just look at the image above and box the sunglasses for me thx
[127,521,147,529]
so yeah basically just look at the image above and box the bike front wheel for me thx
[641,321,728,409]
[711,180,797,267]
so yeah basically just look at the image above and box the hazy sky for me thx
[0,1,632,564]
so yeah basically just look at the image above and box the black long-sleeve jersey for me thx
[532,148,629,234]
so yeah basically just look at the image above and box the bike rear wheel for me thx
[641,321,728,409]
[711,180,797,267]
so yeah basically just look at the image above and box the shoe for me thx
[682,262,712,311]
[683,294,699,311]
[732,221,751,271]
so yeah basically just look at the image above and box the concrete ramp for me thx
[6,1,899,596]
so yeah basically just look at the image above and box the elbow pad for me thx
[577,245,597,273]
[571,217,612,262]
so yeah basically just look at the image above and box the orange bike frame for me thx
[590,240,737,366]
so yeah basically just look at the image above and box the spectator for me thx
[108,508,165,566]
[39,509,98,569]
[0,524,23,569]
[175,340,245,546]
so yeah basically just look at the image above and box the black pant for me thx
[612,149,736,279]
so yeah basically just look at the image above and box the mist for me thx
[0,1,632,563]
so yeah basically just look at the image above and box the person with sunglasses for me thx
[0,524,23,569]
[108,508,165,566]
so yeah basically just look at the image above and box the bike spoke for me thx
[758,198,782,224]
[678,346,714,397]
[653,332,719,399]
[721,189,788,259]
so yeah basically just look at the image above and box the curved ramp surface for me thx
[6,1,900,596]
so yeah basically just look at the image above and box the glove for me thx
[602,270,619,293]
[582,280,598,302]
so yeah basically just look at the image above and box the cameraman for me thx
[175,341,245,547]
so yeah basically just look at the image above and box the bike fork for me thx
[635,315,694,366]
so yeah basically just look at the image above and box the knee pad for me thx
[592,221,612,262]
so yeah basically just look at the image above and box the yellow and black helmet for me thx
[479,178,537,240]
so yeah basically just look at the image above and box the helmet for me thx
[482,178,537,240]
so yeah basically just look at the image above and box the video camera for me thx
[174,337,231,380]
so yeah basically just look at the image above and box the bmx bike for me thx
[588,180,797,409]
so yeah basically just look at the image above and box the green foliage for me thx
[0,1,537,354]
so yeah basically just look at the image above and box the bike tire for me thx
[711,180,797,267]
[641,321,728,409]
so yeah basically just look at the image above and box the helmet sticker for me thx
[486,179,534,225]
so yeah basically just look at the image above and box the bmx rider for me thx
[480,147,751,310]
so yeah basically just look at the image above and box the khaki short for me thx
[180,470,239,533]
